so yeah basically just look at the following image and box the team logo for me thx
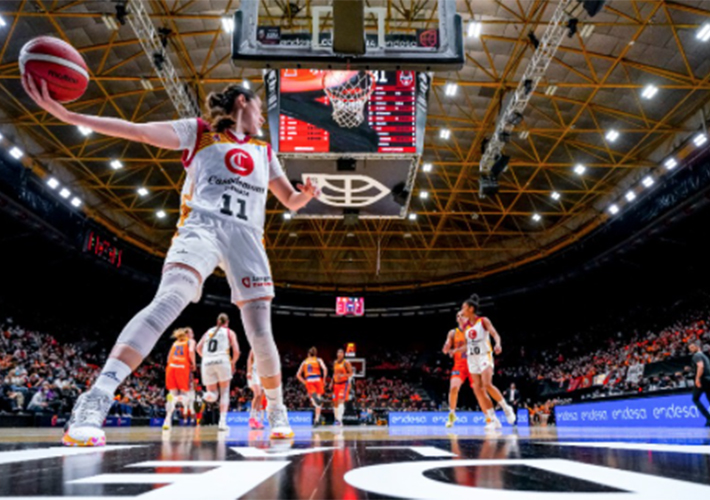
[399,71,414,87]
[225,149,254,176]
[241,277,251,288]
[302,174,390,208]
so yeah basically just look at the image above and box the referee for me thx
[688,341,710,427]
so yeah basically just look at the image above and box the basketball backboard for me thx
[231,0,463,71]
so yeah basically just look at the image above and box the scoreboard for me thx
[336,297,364,316]
[265,69,429,155]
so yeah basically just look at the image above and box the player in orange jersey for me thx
[331,349,353,426]
[458,295,516,430]
[163,328,196,430]
[182,327,198,425]
[442,311,473,428]
[297,347,328,426]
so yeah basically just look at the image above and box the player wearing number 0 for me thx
[163,328,196,431]
[247,350,266,429]
[197,313,240,431]
[459,296,516,430]
[23,76,321,446]
[296,347,328,426]
[331,349,353,426]
[442,312,473,428]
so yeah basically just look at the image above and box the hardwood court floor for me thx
[0,425,709,499]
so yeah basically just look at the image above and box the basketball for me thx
[19,36,89,103]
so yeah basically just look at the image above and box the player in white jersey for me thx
[197,313,240,431]
[459,296,516,430]
[24,77,320,446]
[247,350,265,430]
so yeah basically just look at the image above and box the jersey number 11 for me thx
[220,194,248,221]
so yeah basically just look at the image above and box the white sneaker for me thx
[268,405,294,439]
[494,417,502,429]
[62,388,112,447]
[218,419,229,432]
[162,419,171,431]
[503,406,516,425]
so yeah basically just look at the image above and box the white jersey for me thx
[171,118,285,234]
[201,326,231,360]
[464,318,492,359]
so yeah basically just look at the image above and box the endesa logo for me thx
[242,276,272,289]
[225,148,254,176]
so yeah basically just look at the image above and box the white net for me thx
[322,71,375,128]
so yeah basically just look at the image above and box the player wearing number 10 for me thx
[22,75,320,446]
[197,313,240,431]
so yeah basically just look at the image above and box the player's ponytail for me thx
[205,84,256,133]
[463,294,480,310]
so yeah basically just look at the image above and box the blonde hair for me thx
[171,328,187,340]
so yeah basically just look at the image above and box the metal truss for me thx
[0,0,709,291]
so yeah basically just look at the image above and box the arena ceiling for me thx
[1,0,709,291]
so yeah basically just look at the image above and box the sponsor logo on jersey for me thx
[242,276,272,288]
[225,148,254,176]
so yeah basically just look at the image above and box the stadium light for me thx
[444,82,458,96]
[110,159,123,170]
[222,16,234,33]
[697,23,710,42]
[422,162,432,172]
[59,188,71,199]
[70,197,82,207]
[137,187,149,197]
[140,78,154,90]
[408,213,417,221]
[574,164,586,175]
[532,213,541,222]
[641,85,658,100]
[9,146,23,159]
[46,177,60,189]
[664,158,677,170]
[440,128,451,140]
[545,85,557,96]
[642,176,654,188]
[468,20,482,38]
[77,125,92,136]
[0,16,7,28]
[101,14,119,31]
[283,212,292,220]
[551,191,561,200]
[693,133,707,147]
[419,191,429,199]
[625,190,636,202]
[608,204,619,215]
[605,129,619,142]
[156,210,166,219]
[242,79,251,90]
[519,130,530,140]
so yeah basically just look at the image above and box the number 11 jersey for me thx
[176,118,285,235]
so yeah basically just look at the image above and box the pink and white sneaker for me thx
[248,417,259,429]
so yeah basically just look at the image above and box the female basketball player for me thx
[296,347,328,426]
[442,311,473,428]
[23,76,319,446]
[331,348,353,426]
[459,296,516,430]
[196,313,239,431]
[163,328,195,431]
[247,350,265,430]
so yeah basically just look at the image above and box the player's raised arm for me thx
[483,317,502,354]
[23,75,182,150]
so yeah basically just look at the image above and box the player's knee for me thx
[252,332,281,377]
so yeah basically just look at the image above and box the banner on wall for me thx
[388,410,529,427]
[226,411,313,427]
[555,392,705,428]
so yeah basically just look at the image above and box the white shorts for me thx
[201,356,232,385]
[164,210,274,303]
[467,354,494,375]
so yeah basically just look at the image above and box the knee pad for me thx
[240,301,281,378]
[203,391,217,403]
[116,266,200,357]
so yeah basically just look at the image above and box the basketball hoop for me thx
[323,71,375,128]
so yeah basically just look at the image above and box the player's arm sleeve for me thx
[268,146,286,181]
[170,118,198,155]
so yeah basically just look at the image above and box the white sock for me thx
[485,409,496,420]
[264,386,283,408]
[94,358,132,394]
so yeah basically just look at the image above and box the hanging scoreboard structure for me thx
[264,69,429,220]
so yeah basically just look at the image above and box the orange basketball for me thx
[19,36,89,103]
